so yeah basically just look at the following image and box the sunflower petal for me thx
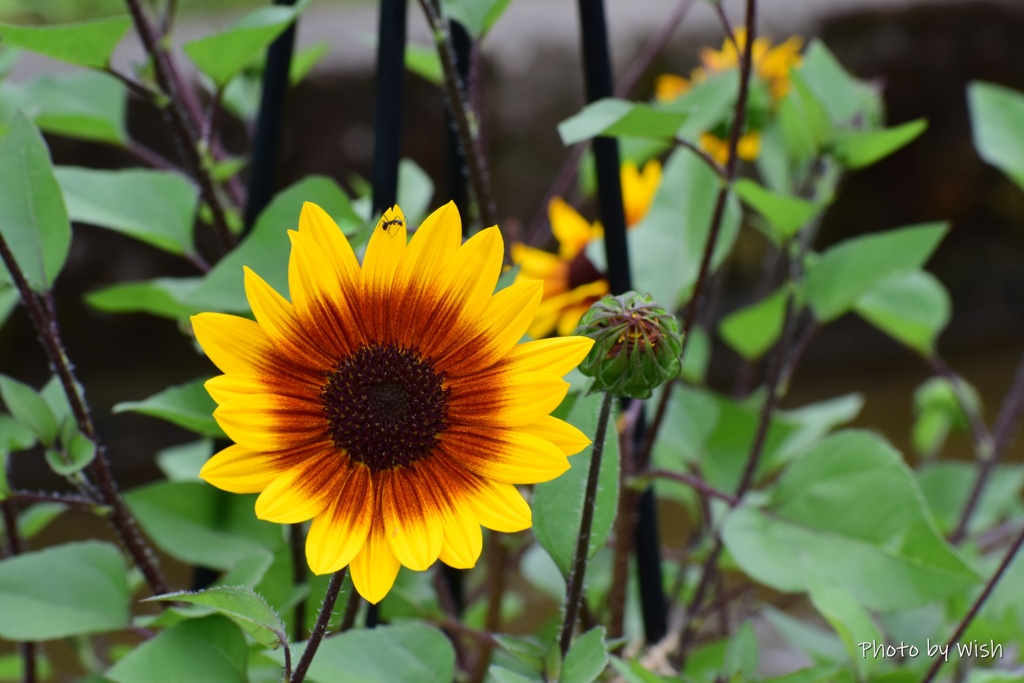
[440,427,569,484]
[199,444,280,493]
[255,454,342,523]
[298,202,360,289]
[244,266,333,368]
[305,464,374,575]
[504,336,595,377]
[191,313,277,376]
[350,521,401,604]
[380,468,444,571]
[447,370,570,428]
[288,230,361,355]
[214,393,325,453]
[519,415,591,456]
[470,480,532,532]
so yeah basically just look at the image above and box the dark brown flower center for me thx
[567,251,604,290]
[321,343,449,472]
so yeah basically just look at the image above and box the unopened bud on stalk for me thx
[574,291,682,399]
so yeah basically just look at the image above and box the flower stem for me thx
[0,232,169,596]
[645,470,741,507]
[417,0,497,229]
[921,523,1024,683]
[559,391,615,656]
[290,569,347,683]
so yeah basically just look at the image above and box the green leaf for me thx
[146,586,286,649]
[722,430,980,610]
[853,269,950,355]
[803,222,948,322]
[558,98,690,145]
[183,1,310,87]
[0,16,131,69]
[125,481,280,571]
[608,658,673,683]
[290,42,330,85]
[44,433,96,476]
[533,392,620,576]
[443,0,511,38]
[968,81,1024,191]
[805,570,883,680]
[0,541,129,640]
[397,158,435,227]
[624,147,740,308]
[156,440,213,482]
[911,377,979,457]
[718,287,789,361]
[187,175,363,313]
[273,623,456,683]
[105,615,248,683]
[0,375,58,446]
[777,70,834,161]
[560,626,608,683]
[2,71,127,144]
[85,277,202,318]
[917,462,1024,536]
[798,40,880,129]
[0,412,36,453]
[834,119,928,169]
[762,605,848,666]
[56,167,198,256]
[16,502,68,540]
[723,620,759,679]
[0,112,71,293]
[405,43,441,85]
[734,179,821,240]
[114,378,224,438]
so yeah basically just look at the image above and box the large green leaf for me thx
[722,430,980,610]
[187,175,363,313]
[622,147,740,308]
[834,119,928,169]
[105,615,248,683]
[114,377,224,438]
[0,541,129,640]
[968,81,1024,191]
[85,277,202,319]
[184,0,311,87]
[56,167,198,256]
[125,481,281,571]
[0,16,131,69]
[275,623,456,683]
[533,392,620,576]
[145,586,286,649]
[853,269,950,355]
[0,113,71,293]
[2,71,127,145]
[803,223,948,322]
[558,98,691,145]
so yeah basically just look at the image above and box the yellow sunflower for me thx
[656,27,803,164]
[511,160,661,338]
[192,201,594,604]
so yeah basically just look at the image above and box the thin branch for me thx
[921,523,1024,683]
[338,587,362,634]
[559,392,615,655]
[291,569,346,683]
[712,3,739,54]
[124,0,237,253]
[9,490,101,509]
[418,0,497,229]
[929,355,995,458]
[106,66,159,101]
[0,232,169,596]
[608,399,644,643]
[126,141,178,172]
[951,353,1024,544]
[645,470,741,507]
[636,0,759,489]
[674,136,726,178]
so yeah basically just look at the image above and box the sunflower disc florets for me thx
[575,291,683,399]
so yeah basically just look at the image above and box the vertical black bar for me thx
[575,0,668,644]
[443,19,472,226]
[243,0,300,233]
[371,0,409,215]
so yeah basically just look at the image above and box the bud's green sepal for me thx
[574,291,683,399]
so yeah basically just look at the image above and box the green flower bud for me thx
[574,291,683,399]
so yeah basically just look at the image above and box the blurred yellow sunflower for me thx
[192,201,593,604]
[511,160,661,338]
[656,28,803,164]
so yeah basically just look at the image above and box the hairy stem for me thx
[290,569,346,683]
[559,392,615,655]
[0,233,168,596]
[645,470,741,507]
[418,0,497,229]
